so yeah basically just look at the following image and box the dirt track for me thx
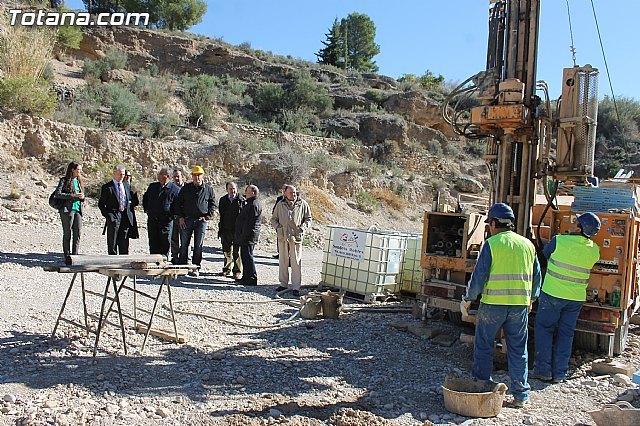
[1,221,640,425]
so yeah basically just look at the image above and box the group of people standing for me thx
[53,162,313,294]
[461,203,601,408]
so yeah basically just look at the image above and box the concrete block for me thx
[591,360,635,378]
[390,321,410,331]
[431,333,458,347]
[407,324,441,339]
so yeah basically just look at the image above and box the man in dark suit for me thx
[235,184,262,286]
[218,181,244,279]
[99,165,135,255]
[142,166,180,256]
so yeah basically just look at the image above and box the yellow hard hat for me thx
[191,165,205,175]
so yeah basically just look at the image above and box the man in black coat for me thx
[98,165,135,255]
[218,181,244,279]
[142,166,181,257]
[235,184,262,286]
[174,165,216,277]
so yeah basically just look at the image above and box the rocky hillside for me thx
[0,23,489,232]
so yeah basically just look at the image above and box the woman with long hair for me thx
[53,161,85,264]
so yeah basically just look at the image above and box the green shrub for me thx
[82,48,128,80]
[82,59,110,80]
[364,90,389,106]
[109,84,141,128]
[280,107,317,133]
[131,74,171,108]
[340,138,362,158]
[254,83,287,117]
[358,158,383,177]
[56,25,83,50]
[181,74,218,125]
[371,140,399,163]
[48,146,83,174]
[355,191,378,213]
[270,143,311,183]
[309,150,335,172]
[465,140,486,157]
[53,104,98,128]
[147,63,160,77]
[261,138,278,151]
[428,177,446,193]
[150,112,181,138]
[443,144,461,157]
[288,70,333,114]
[0,77,56,116]
[104,48,128,70]
[425,139,443,156]
[41,62,55,83]
[240,136,278,153]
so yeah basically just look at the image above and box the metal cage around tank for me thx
[320,226,420,301]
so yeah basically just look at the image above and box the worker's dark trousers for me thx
[533,292,583,381]
[472,303,530,401]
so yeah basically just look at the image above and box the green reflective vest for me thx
[542,235,600,302]
[482,231,536,306]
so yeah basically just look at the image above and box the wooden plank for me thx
[98,267,191,277]
[69,254,166,267]
[135,326,187,343]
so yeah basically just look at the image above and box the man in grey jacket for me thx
[271,184,312,297]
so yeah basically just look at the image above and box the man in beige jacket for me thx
[271,185,312,297]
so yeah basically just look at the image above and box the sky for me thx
[66,0,639,100]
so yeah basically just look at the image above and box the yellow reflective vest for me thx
[482,231,536,306]
[542,235,600,302]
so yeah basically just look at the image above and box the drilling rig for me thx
[420,0,639,355]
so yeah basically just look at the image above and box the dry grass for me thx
[371,188,404,210]
[303,186,337,224]
[0,22,56,79]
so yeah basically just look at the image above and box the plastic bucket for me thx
[321,291,343,319]
[300,294,322,319]
[442,377,507,418]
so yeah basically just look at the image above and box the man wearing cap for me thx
[174,166,216,277]
[99,165,135,255]
[533,212,601,384]
[461,202,542,408]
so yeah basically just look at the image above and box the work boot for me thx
[511,398,527,409]
[530,372,552,382]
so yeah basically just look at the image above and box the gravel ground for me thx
[1,220,640,426]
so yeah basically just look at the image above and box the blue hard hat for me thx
[577,212,601,237]
[485,203,515,223]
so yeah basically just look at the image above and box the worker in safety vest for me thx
[532,212,600,383]
[460,202,542,408]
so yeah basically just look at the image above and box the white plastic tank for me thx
[321,226,419,297]
[399,236,423,294]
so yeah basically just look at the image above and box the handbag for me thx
[48,190,64,209]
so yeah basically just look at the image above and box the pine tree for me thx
[316,13,380,73]
[343,12,380,72]
[316,18,344,69]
